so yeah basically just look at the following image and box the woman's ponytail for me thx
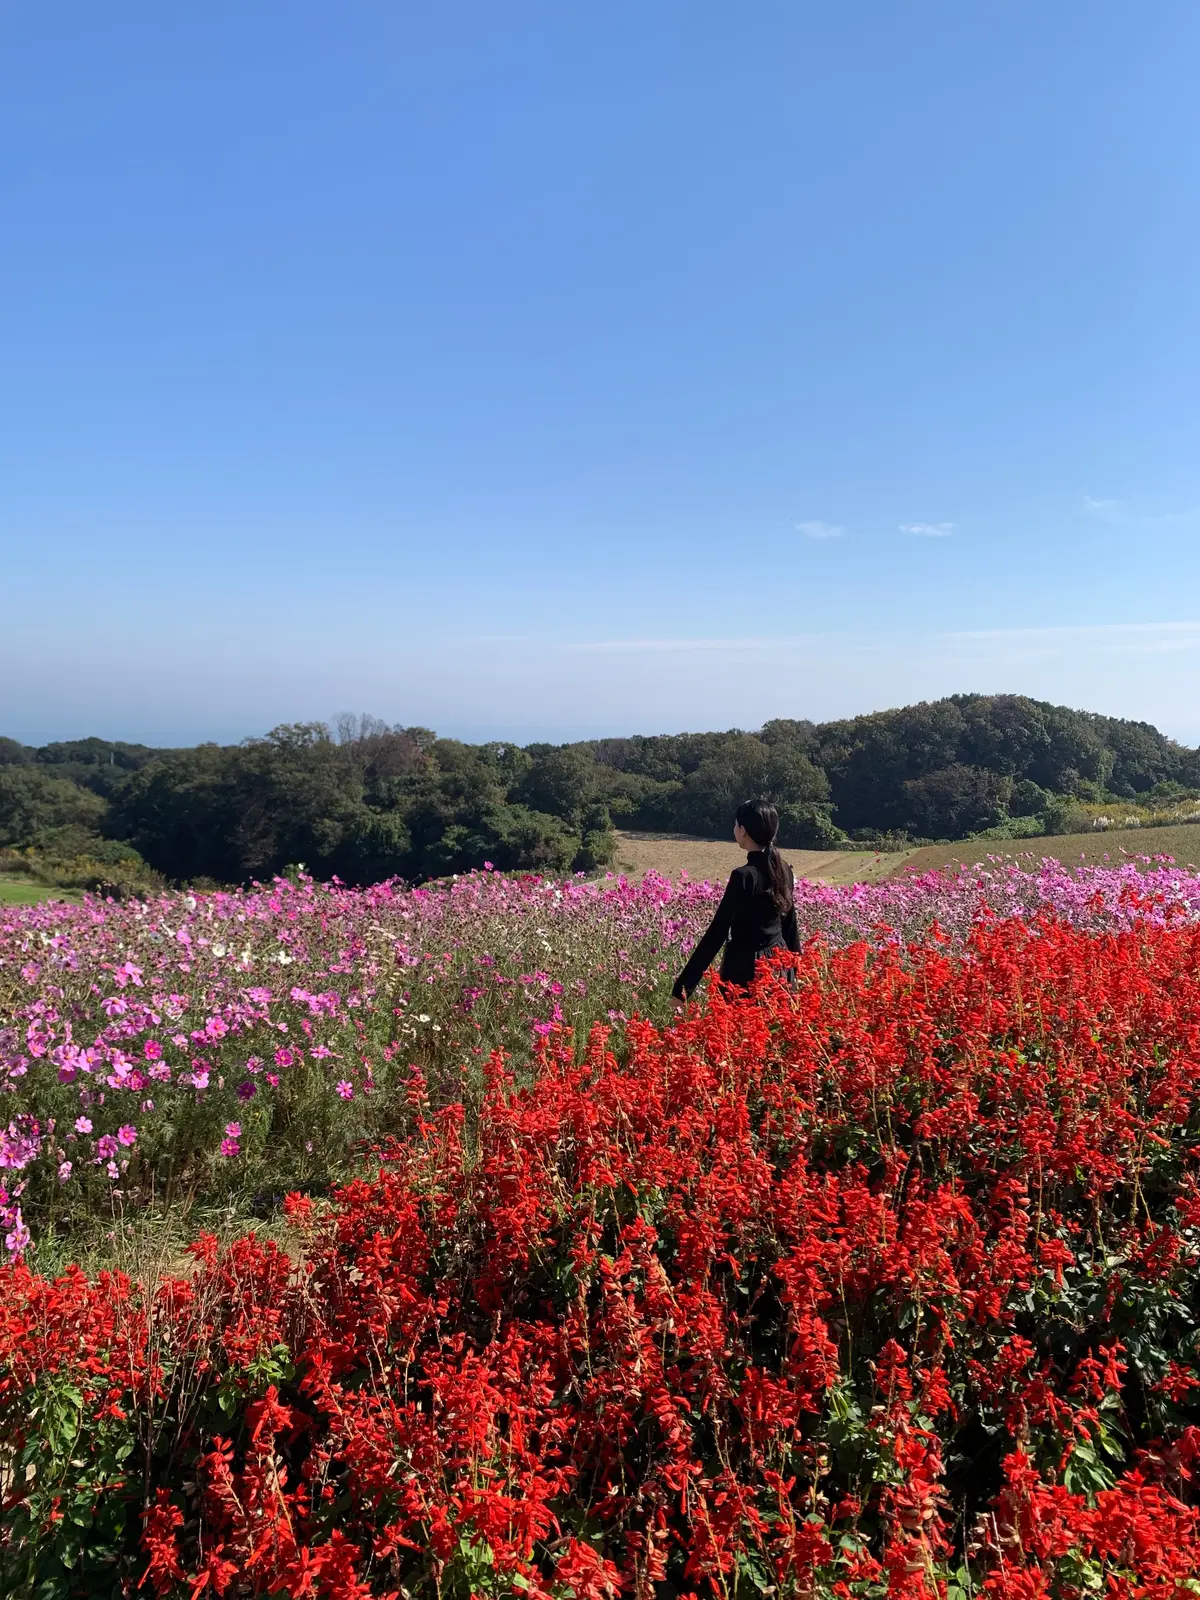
[735,799,793,915]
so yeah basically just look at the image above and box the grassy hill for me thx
[892,822,1200,877]
[614,823,1200,887]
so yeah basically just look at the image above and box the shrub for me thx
[1041,796,1092,836]
[1009,777,1050,817]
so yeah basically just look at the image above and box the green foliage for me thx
[1041,796,1094,836]
[0,1369,140,1598]
[103,725,608,886]
[0,767,106,849]
[3,694,1198,886]
[671,735,843,847]
[966,813,1046,842]
[0,737,31,767]
[0,756,163,897]
[515,744,596,821]
[1009,776,1051,816]
[31,736,160,797]
[901,763,1010,839]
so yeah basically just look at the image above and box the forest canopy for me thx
[2,695,1197,888]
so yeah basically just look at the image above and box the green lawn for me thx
[0,878,80,906]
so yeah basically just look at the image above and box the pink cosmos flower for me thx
[58,1161,72,1183]
[117,1124,137,1147]
[143,1039,163,1060]
[237,1081,257,1101]
[335,1080,354,1100]
[225,1122,242,1139]
[75,1117,92,1134]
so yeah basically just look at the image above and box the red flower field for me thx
[6,913,1200,1596]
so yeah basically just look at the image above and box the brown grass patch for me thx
[612,830,912,886]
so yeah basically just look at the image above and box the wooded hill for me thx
[2,694,1197,888]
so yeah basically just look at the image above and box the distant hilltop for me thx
[3,694,1197,891]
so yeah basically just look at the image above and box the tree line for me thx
[2,694,1197,888]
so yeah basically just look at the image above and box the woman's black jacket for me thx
[672,851,800,999]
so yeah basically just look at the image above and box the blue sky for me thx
[3,2,1200,746]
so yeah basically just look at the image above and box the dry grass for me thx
[893,822,1200,878]
[612,830,912,886]
[614,823,1200,888]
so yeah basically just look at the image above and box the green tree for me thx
[900,764,1011,839]
[957,694,1052,775]
[515,745,596,822]
[0,737,31,766]
[0,767,107,850]
[1089,715,1188,796]
[676,736,841,846]
[106,746,241,882]
[813,700,968,833]
[1027,706,1114,795]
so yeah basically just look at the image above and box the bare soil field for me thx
[612,830,912,885]
[894,822,1200,878]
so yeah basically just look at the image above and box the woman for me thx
[672,799,800,1002]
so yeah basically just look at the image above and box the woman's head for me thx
[733,799,793,914]
[733,799,779,852]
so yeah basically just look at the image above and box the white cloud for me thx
[945,620,1200,658]
[582,621,1200,660]
[797,520,843,539]
[1083,496,1119,516]
[574,636,829,653]
[901,521,955,537]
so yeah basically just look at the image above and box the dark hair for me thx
[735,799,793,914]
